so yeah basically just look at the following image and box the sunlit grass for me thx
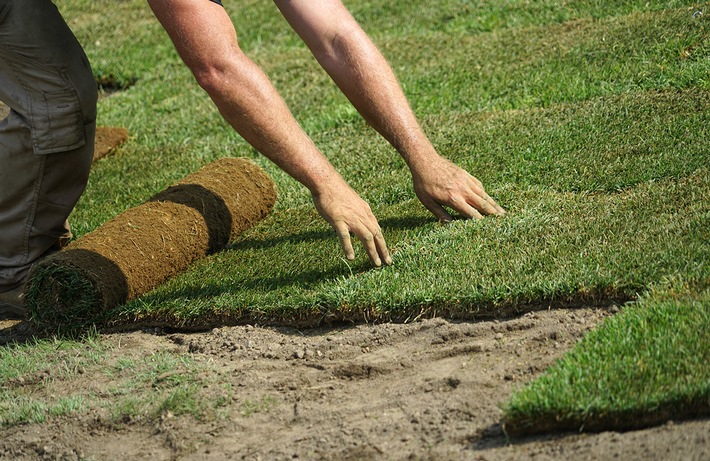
[2,0,707,433]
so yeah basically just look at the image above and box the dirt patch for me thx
[93,126,128,161]
[1,308,707,460]
[24,158,276,331]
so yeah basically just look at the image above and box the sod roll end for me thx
[25,157,276,332]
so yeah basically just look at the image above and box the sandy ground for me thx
[1,307,708,460]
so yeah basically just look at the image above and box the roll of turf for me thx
[25,157,276,331]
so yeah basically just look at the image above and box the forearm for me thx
[148,0,341,196]
[148,0,392,266]
[276,0,505,220]
[203,54,343,196]
[208,57,389,263]
[276,0,437,171]
[321,32,437,169]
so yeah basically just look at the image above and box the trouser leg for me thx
[0,0,97,291]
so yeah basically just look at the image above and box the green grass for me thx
[111,91,709,328]
[503,283,710,435]
[2,0,708,433]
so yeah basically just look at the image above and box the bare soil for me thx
[1,307,707,460]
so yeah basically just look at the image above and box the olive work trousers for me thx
[0,0,96,292]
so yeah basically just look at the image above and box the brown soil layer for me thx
[93,126,128,161]
[1,308,708,460]
[24,158,276,330]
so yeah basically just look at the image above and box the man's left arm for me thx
[275,0,505,222]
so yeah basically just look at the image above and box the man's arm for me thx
[275,0,505,222]
[147,0,391,266]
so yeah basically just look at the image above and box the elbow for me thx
[315,23,365,65]
[192,64,228,98]
[187,45,246,99]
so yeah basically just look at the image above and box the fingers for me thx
[358,228,387,267]
[466,175,506,216]
[425,182,503,221]
[334,220,391,267]
[470,191,503,217]
[374,230,392,266]
[489,197,506,216]
[474,185,506,216]
[313,185,392,267]
[453,191,505,220]
[334,222,355,261]
[415,164,505,220]
[419,196,455,223]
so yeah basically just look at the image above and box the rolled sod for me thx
[25,157,276,331]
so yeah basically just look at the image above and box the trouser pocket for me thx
[32,88,85,155]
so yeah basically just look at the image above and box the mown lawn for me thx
[2,0,708,434]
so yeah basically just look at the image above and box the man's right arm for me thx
[147,0,391,266]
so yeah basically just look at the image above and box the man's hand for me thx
[312,182,391,267]
[411,155,506,222]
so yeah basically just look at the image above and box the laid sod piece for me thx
[501,286,710,436]
[93,126,129,161]
[25,158,276,332]
[112,89,709,329]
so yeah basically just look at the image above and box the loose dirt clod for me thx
[24,158,277,332]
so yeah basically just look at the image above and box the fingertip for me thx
[482,202,498,216]
[491,202,507,216]
[491,200,506,215]
[342,239,355,260]
[374,233,391,266]
[437,210,454,224]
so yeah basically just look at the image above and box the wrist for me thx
[401,143,440,173]
[305,166,348,198]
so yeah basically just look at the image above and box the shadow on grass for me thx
[1,213,437,340]
[0,321,35,347]
[228,214,434,252]
[133,226,423,309]
[116,214,438,327]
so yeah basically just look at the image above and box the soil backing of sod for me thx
[24,157,276,333]
[93,126,128,161]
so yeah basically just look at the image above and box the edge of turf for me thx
[502,398,710,437]
[101,290,630,333]
[501,284,710,437]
